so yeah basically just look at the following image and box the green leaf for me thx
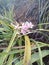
[15,50,49,65]
[31,50,49,63]
[36,43,43,65]
[6,54,14,65]
[0,30,17,65]
[23,35,31,65]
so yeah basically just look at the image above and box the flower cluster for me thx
[11,21,34,35]
[21,21,34,34]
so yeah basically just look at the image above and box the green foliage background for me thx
[0,0,49,65]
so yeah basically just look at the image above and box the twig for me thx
[0,44,35,50]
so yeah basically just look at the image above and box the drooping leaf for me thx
[23,35,31,65]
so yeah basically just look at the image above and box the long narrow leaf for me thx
[23,35,31,65]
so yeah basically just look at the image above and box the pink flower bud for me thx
[21,21,34,34]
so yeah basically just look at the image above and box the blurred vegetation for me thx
[0,0,49,65]
[39,0,49,23]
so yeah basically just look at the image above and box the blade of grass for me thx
[0,30,17,65]
[36,42,43,65]
[23,35,31,65]
[6,54,14,65]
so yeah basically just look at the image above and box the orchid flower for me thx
[21,21,34,34]
[11,21,34,35]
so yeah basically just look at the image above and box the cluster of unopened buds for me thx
[11,21,34,35]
